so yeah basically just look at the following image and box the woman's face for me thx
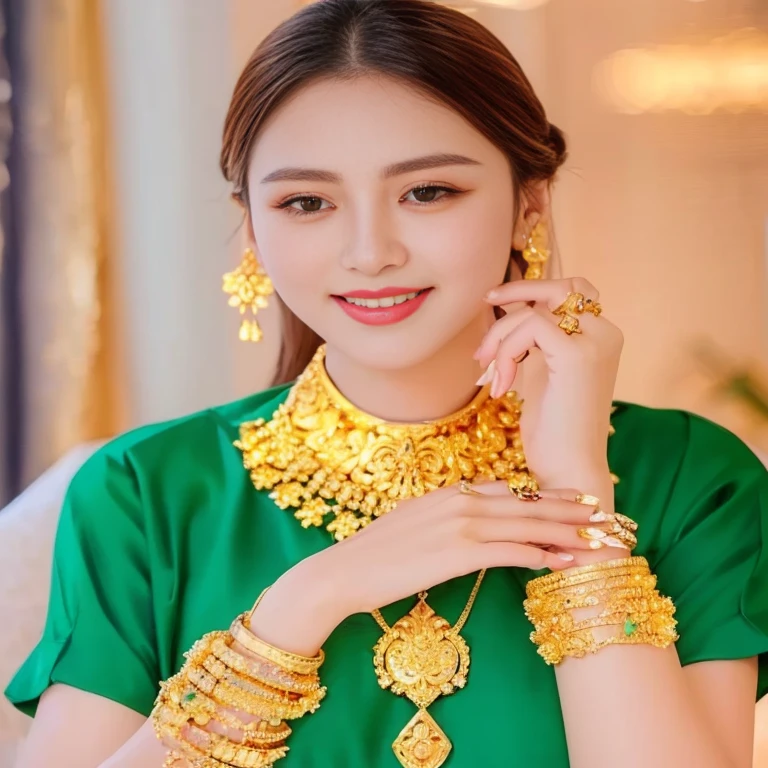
[247,75,520,370]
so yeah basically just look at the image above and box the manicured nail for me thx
[490,369,505,398]
[604,536,631,550]
[578,527,607,540]
[475,360,496,387]
[485,289,499,302]
[557,552,575,562]
[589,510,612,523]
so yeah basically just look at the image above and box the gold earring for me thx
[521,221,549,280]
[222,248,274,342]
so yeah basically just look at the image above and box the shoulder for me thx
[611,400,766,479]
[64,384,292,516]
[610,401,767,530]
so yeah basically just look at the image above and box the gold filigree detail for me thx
[236,346,531,541]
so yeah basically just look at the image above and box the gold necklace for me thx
[236,344,533,542]
[371,570,486,768]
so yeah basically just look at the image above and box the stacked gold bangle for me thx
[524,556,679,665]
[152,594,326,767]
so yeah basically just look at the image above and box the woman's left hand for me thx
[475,277,623,515]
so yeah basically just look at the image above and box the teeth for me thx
[344,291,420,308]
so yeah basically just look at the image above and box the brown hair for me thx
[220,0,567,385]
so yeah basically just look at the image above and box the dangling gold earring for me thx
[222,248,274,342]
[521,221,549,280]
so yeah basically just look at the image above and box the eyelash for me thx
[276,184,462,218]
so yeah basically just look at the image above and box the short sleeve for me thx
[3,445,159,717]
[652,413,768,699]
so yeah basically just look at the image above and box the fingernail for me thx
[485,289,499,301]
[604,536,631,550]
[475,360,496,386]
[578,527,607,540]
[589,510,612,523]
[490,369,505,398]
[557,552,575,562]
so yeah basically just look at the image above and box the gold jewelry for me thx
[458,480,482,495]
[236,344,535,542]
[524,556,678,665]
[223,247,274,343]
[577,526,634,551]
[551,291,603,336]
[229,613,324,676]
[521,221,549,280]
[371,570,486,768]
[152,626,324,767]
[508,482,542,501]
[575,493,600,506]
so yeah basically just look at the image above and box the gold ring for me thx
[552,292,603,336]
[508,480,542,501]
[459,480,482,496]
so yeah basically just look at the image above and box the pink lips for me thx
[332,287,433,326]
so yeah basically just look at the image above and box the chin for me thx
[325,320,474,372]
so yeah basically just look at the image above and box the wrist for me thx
[246,552,349,656]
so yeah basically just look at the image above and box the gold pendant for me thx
[373,593,470,768]
[393,708,452,768]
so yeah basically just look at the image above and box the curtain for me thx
[1,0,123,504]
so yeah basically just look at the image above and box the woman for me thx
[6,1,768,766]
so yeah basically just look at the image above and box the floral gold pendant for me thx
[373,594,471,768]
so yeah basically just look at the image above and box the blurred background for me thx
[1,0,768,503]
[0,0,767,761]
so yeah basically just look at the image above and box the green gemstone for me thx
[624,618,638,636]
[184,692,197,702]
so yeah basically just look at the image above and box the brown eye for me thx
[411,186,440,203]
[299,197,323,212]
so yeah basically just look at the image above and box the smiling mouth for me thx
[339,289,428,309]
[331,287,434,326]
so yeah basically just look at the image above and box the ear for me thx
[512,180,552,249]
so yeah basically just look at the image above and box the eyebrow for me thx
[259,153,482,184]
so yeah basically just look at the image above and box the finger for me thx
[475,305,544,368]
[467,517,601,550]
[460,480,589,504]
[472,541,575,571]
[485,277,600,308]
[490,312,577,397]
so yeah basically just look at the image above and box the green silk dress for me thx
[6,383,768,767]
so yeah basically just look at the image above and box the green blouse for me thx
[6,384,768,767]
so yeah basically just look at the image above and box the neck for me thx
[323,314,493,422]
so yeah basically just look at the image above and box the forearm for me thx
[555,644,737,768]
[98,719,170,768]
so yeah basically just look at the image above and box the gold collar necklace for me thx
[236,345,533,768]
[236,344,533,542]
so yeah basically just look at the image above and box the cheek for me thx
[424,195,513,290]
[250,213,333,298]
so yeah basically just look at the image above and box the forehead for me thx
[249,75,499,175]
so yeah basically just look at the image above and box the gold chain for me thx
[370,569,487,633]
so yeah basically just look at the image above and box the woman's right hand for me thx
[249,482,622,655]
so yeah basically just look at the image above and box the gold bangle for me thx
[229,613,325,675]
[526,556,649,596]
[187,665,324,720]
[199,655,325,715]
[210,634,321,695]
[524,557,678,665]
[185,722,289,768]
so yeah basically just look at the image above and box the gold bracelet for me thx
[524,557,678,664]
[187,665,324,720]
[527,556,649,596]
[211,634,321,695]
[229,613,324,675]
[187,722,289,768]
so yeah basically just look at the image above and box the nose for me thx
[339,205,407,276]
